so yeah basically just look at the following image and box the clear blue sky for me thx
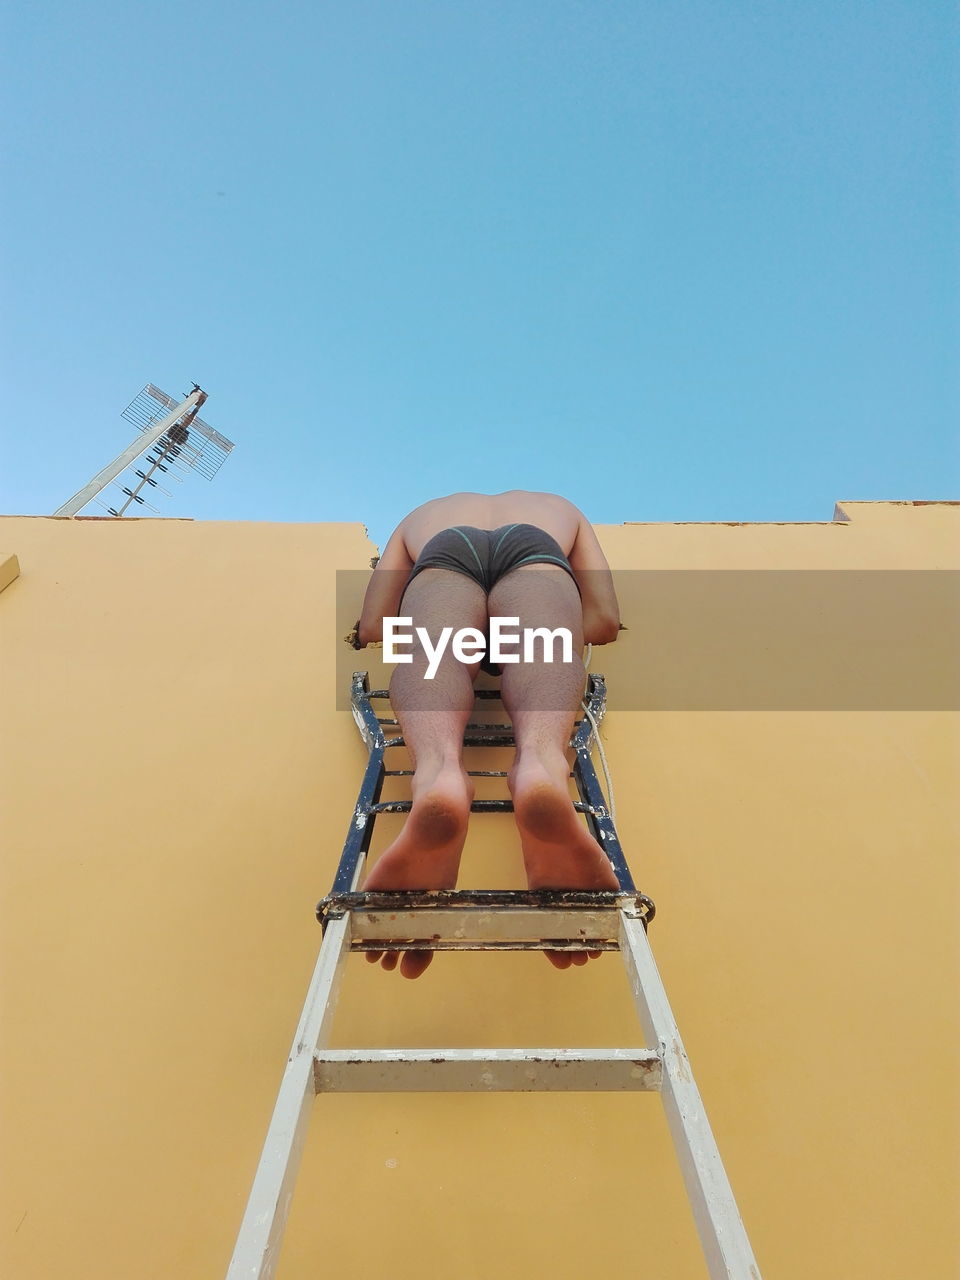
[2,1,956,549]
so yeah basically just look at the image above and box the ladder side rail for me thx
[230,672,383,1275]
[329,674,387,895]
[571,675,635,891]
[577,673,610,736]
[349,672,386,752]
[618,908,762,1280]
[329,747,385,895]
[226,914,353,1280]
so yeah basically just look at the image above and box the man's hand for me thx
[345,619,383,649]
[356,526,415,648]
[582,611,624,645]
[569,516,622,645]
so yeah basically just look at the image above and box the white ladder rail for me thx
[619,904,762,1280]
[226,914,352,1280]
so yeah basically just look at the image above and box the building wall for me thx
[1,502,956,1279]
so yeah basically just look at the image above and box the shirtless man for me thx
[355,490,623,977]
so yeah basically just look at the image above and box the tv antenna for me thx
[53,383,234,517]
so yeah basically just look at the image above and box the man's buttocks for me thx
[401,492,581,558]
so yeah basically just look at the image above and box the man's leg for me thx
[488,566,619,969]
[363,569,487,977]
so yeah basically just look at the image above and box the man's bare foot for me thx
[362,765,472,978]
[510,755,620,970]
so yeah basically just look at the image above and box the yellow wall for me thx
[1,503,956,1279]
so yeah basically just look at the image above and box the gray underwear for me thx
[404,523,578,594]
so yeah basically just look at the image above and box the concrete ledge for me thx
[0,552,20,594]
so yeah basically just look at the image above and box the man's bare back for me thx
[355,491,622,978]
[399,491,583,558]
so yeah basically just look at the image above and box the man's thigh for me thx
[487,565,584,646]
[399,568,489,641]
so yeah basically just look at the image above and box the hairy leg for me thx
[489,566,619,969]
[363,569,486,977]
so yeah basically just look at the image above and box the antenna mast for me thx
[53,384,234,517]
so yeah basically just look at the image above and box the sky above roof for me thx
[2,0,956,549]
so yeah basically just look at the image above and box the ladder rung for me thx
[317,889,654,944]
[378,721,583,736]
[319,896,635,946]
[384,769,513,777]
[366,799,595,814]
[344,912,617,944]
[321,889,635,909]
[369,689,503,700]
[317,891,655,934]
[313,1048,662,1093]
[320,889,642,911]
[385,735,580,748]
[468,720,584,731]
[349,938,619,952]
[367,799,511,813]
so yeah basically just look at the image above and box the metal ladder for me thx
[227,672,761,1280]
